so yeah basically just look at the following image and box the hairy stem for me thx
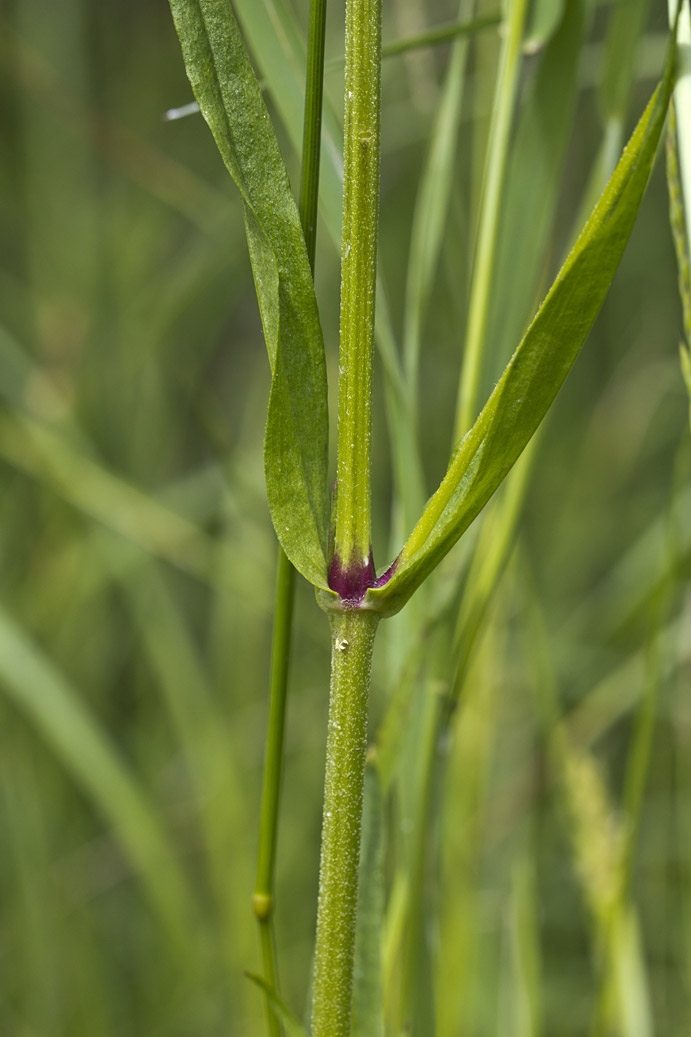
[331,0,382,597]
[312,610,379,1037]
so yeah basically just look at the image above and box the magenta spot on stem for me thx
[329,549,376,606]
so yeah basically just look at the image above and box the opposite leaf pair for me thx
[171,0,679,619]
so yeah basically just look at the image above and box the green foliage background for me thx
[1,0,690,1034]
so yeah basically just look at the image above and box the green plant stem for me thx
[454,0,529,440]
[668,0,691,248]
[252,0,327,1031]
[667,103,691,345]
[333,0,382,578]
[252,549,295,1037]
[311,7,382,1022]
[312,610,379,1037]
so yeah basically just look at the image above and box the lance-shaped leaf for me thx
[366,32,677,617]
[169,0,330,589]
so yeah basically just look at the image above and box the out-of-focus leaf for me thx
[367,37,676,617]
[667,3,691,432]
[0,605,198,950]
[613,908,653,1037]
[169,0,329,589]
[403,0,471,404]
[487,0,586,380]
[524,0,565,53]
[668,0,691,247]
[454,0,530,438]
[601,0,653,121]
[351,759,385,1037]
[245,974,308,1037]
[681,345,691,432]
[0,408,214,580]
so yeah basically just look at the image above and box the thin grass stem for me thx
[381,11,501,59]
[330,0,382,595]
[252,549,295,1037]
[251,0,327,1030]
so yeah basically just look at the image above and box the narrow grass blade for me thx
[667,2,691,430]
[575,0,653,237]
[454,0,530,439]
[107,546,251,952]
[246,974,309,1037]
[562,482,691,642]
[381,12,501,59]
[0,408,214,580]
[601,0,653,122]
[367,36,677,617]
[351,758,385,1037]
[403,0,472,408]
[612,908,653,1037]
[0,604,199,951]
[486,0,586,379]
[169,0,330,589]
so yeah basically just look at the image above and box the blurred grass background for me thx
[1,0,690,1034]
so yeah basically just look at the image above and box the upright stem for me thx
[252,550,295,1037]
[331,0,382,600]
[312,610,379,1037]
[312,1,382,1031]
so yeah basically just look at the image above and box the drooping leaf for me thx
[231,0,344,244]
[245,973,309,1037]
[367,32,677,617]
[351,758,385,1037]
[169,0,330,589]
